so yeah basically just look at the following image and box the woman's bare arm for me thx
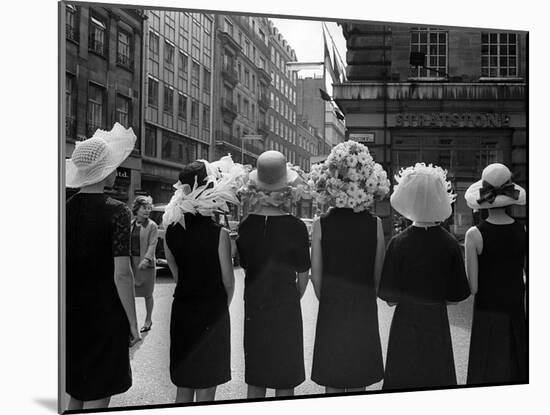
[373,217,386,295]
[219,228,235,305]
[464,226,482,295]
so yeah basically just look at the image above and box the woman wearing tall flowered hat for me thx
[309,140,389,393]
[463,163,527,385]
[162,154,245,403]
[237,150,311,399]
[378,163,470,390]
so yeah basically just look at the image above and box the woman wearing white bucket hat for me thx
[65,123,140,410]
[464,163,527,385]
[378,163,470,390]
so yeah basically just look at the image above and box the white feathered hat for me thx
[66,123,136,188]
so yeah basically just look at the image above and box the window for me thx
[66,4,78,42]
[245,40,250,57]
[148,77,159,107]
[237,94,241,112]
[145,124,157,157]
[252,75,256,93]
[260,57,266,70]
[253,46,256,64]
[89,16,106,56]
[162,130,196,163]
[178,52,188,78]
[178,93,187,119]
[259,29,266,44]
[165,12,175,40]
[244,99,249,119]
[115,95,130,127]
[410,28,448,78]
[87,84,104,135]
[202,105,210,131]
[117,30,132,67]
[179,23,189,51]
[191,19,201,60]
[191,60,200,98]
[203,22,212,67]
[481,32,518,78]
[251,104,255,121]
[203,68,211,94]
[244,69,250,88]
[237,62,242,80]
[66,74,76,138]
[191,100,199,125]
[149,31,159,58]
[163,85,174,113]
[164,41,175,66]
[224,19,234,37]
[239,32,242,46]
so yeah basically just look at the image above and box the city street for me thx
[110,267,474,408]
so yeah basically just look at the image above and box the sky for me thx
[270,18,347,77]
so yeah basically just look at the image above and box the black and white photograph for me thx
[56,0,533,413]
[6,0,548,414]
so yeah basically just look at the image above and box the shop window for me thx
[409,28,447,79]
[481,32,518,78]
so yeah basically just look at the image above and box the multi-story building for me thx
[296,75,345,160]
[141,10,214,203]
[333,23,527,238]
[64,3,145,202]
[212,15,272,165]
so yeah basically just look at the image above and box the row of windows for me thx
[269,114,296,144]
[145,123,209,161]
[270,92,296,124]
[66,6,135,70]
[409,28,520,79]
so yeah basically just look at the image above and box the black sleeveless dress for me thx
[379,225,470,390]
[165,214,231,388]
[66,193,132,401]
[467,221,527,385]
[236,214,311,389]
[311,208,385,388]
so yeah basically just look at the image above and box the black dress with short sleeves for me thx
[236,214,311,389]
[467,221,527,385]
[165,214,231,388]
[378,225,470,390]
[311,208,385,388]
[66,193,132,401]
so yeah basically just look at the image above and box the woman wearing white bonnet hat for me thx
[65,123,140,410]
[378,163,470,390]
[464,163,527,385]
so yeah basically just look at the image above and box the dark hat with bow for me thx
[464,163,526,210]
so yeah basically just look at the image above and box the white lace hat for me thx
[391,163,456,222]
[464,163,526,210]
[66,123,136,188]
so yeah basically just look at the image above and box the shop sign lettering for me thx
[395,113,510,128]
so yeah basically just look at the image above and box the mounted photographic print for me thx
[59,0,528,413]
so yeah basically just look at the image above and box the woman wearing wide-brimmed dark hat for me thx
[464,163,527,385]
[65,123,140,411]
[162,156,243,403]
[237,151,311,398]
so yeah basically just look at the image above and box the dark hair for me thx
[132,195,153,215]
[178,161,208,188]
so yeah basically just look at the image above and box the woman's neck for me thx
[486,208,514,224]
[252,205,287,216]
[412,221,438,229]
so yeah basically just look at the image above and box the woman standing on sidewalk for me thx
[309,141,390,393]
[130,195,158,333]
[163,156,244,403]
[65,123,141,411]
[237,151,311,399]
[378,163,470,390]
[464,163,527,385]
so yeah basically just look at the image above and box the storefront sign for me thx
[395,112,510,128]
[116,167,131,185]
[349,132,375,143]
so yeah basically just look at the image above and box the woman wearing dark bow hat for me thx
[464,163,527,385]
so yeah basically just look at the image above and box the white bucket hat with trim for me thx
[66,123,136,188]
[248,150,299,191]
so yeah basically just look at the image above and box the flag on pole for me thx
[322,23,337,95]
[333,44,343,83]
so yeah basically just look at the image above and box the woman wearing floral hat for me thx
[65,123,140,410]
[162,156,244,403]
[237,150,311,398]
[464,163,527,385]
[130,195,158,333]
[309,140,389,393]
[378,163,470,390]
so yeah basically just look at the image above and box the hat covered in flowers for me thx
[309,140,390,212]
[391,163,456,222]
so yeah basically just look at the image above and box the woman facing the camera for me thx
[309,141,389,393]
[130,195,158,333]
[162,156,244,403]
[65,123,140,411]
[237,151,311,399]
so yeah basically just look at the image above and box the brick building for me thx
[333,23,527,239]
[64,3,146,202]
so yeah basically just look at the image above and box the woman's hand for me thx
[129,326,142,347]
[386,301,397,307]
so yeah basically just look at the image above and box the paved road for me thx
[110,268,474,408]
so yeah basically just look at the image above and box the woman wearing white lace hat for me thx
[65,123,140,411]
[464,163,527,385]
[378,163,470,390]
[162,155,243,403]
